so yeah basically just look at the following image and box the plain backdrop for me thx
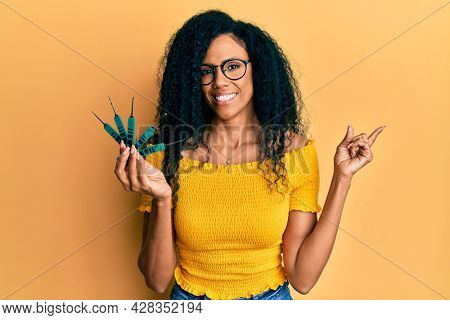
[1,0,449,300]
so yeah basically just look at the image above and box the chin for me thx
[214,107,246,120]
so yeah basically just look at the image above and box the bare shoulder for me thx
[180,146,206,161]
[284,131,309,153]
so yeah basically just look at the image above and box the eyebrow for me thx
[201,57,245,66]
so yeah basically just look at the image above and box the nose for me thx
[212,67,229,88]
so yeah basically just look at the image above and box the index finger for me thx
[115,146,130,173]
[118,140,126,154]
[368,126,386,146]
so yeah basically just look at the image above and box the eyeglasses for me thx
[200,58,251,86]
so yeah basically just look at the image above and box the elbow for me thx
[141,269,171,294]
[288,267,322,295]
[293,283,313,295]
[137,256,173,294]
[289,277,314,295]
[145,279,168,294]
[298,286,312,295]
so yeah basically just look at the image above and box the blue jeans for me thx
[169,280,293,300]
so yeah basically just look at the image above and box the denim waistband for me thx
[169,280,293,300]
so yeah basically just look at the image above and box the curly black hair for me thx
[145,9,313,210]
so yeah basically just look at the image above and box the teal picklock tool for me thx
[93,96,186,157]
[108,96,127,143]
[138,144,166,158]
[126,97,136,147]
[135,125,155,149]
[92,111,122,144]
[138,139,187,158]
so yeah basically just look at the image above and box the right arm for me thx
[138,196,178,294]
[114,141,177,294]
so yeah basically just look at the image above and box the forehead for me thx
[203,34,249,64]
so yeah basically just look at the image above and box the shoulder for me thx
[284,131,309,153]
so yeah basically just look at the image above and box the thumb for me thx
[137,153,148,175]
[137,156,152,188]
[137,154,157,175]
[342,124,354,145]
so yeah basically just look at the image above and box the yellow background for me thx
[1,0,449,299]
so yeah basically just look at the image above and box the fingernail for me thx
[130,145,135,154]
[126,146,130,152]
[137,152,141,160]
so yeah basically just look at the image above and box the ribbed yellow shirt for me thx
[138,139,322,300]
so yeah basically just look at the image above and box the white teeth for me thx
[215,93,237,101]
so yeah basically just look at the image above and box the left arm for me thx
[283,124,385,294]
[283,172,351,294]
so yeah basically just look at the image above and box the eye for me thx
[200,68,214,76]
[226,63,240,70]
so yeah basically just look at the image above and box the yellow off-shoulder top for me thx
[138,139,322,300]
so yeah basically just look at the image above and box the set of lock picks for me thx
[92,96,172,158]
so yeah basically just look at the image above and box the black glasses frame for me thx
[200,58,251,86]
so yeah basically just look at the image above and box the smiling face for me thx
[201,34,254,121]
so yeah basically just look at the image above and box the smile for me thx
[213,93,237,104]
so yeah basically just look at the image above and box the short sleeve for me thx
[289,140,322,213]
[137,149,165,214]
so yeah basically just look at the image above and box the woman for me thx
[114,10,385,300]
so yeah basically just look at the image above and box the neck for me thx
[208,112,261,150]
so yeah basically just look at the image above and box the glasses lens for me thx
[201,66,214,85]
[223,60,246,80]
